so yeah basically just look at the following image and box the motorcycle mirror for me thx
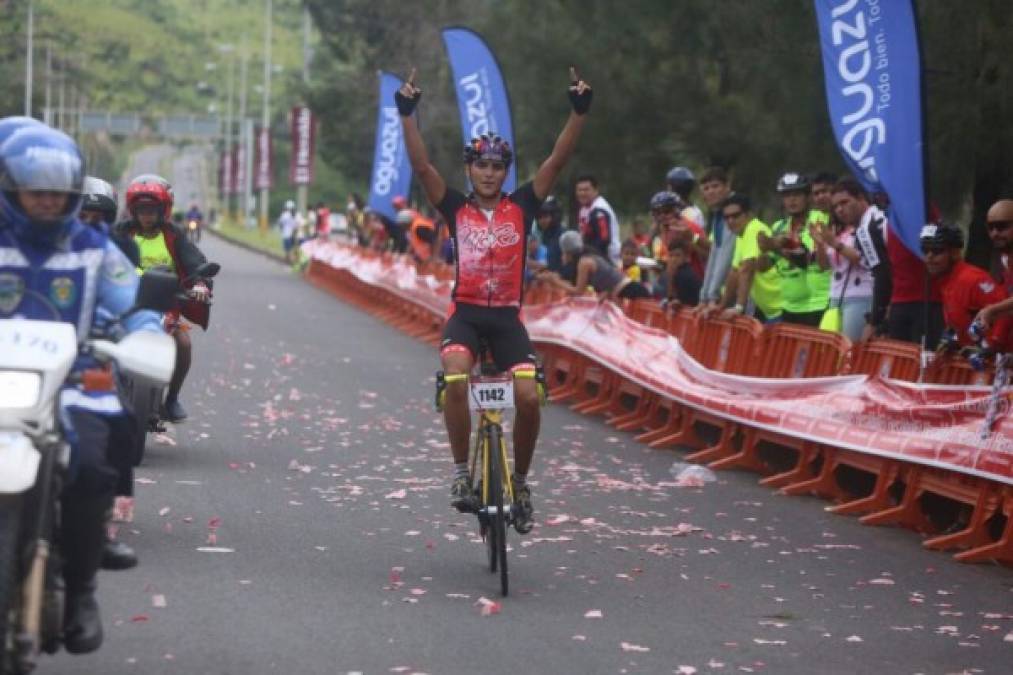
[194,262,220,279]
[134,268,181,313]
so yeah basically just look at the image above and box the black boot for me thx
[101,536,138,571]
[62,496,110,654]
[161,397,188,423]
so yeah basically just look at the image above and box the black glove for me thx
[568,80,593,115]
[394,87,421,117]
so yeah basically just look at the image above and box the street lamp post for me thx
[24,0,34,117]
[44,43,52,125]
[219,43,235,219]
[238,36,251,227]
[259,0,273,232]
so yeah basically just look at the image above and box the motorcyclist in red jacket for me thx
[118,174,215,422]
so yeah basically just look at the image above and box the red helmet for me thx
[126,174,174,220]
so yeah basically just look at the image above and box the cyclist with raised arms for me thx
[396,66,591,534]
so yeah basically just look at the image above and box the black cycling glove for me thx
[568,80,593,116]
[394,87,421,117]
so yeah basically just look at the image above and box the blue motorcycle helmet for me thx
[0,115,46,147]
[0,125,85,245]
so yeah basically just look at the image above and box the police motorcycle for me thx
[0,272,177,674]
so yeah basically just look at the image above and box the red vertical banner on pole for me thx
[289,106,315,186]
[254,125,273,190]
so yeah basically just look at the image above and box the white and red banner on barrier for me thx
[289,106,315,186]
[304,241,1013,486]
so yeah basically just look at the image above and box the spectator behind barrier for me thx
[761,172,832,327]
[696,167,736,312]
[575,174,620,265]
[718,193,782,323]
[975,200,1013,330]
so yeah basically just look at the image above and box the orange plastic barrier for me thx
[701,324,852,473]
[926,353,995,385]
[636,316,763,456]
[847,337,922,381]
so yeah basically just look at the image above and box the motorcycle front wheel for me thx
[0,496,22,673]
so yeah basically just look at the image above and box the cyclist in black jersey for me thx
[396,66,591,533]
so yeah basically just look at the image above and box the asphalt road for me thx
[39,233,1012,675]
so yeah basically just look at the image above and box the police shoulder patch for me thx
[103,254,136,286]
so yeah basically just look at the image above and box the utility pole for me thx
[259,0,273,232]
[24,0,34,116]
[44,43,52,125]
[237,36,249,226]
[57,61,66,130]
[223,45,236,219]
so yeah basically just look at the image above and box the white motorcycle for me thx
[0,287,175,673]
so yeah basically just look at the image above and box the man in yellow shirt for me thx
[719,194,782,322]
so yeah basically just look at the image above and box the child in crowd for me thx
[665,239,702,308]
[621,239,643,282]
[631,219,652,256]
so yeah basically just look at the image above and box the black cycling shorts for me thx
[441,303,537,372]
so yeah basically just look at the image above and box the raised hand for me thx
[394,67,423,117]
[568,66,593,115]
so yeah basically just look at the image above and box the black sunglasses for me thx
[920,246,947,255]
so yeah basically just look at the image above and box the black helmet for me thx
[665,166,695,197]
[776,172,810,194]
[81,176,118,224]
[919,222,964,250]
[649,190,683,212]
[537,195,561,215]
[462,133,513,167]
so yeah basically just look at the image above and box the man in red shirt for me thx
[396,66,590,533]
[921,222,1011,351]
[975,199,1013,330]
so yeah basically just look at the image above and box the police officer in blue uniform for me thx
[0,121,162,654]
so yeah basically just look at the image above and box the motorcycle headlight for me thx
[0,371,42,408]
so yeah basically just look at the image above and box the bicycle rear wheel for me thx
[486,425,508,596]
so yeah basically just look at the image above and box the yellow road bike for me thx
[436,360,544,596]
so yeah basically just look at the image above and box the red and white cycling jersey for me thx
[437,183,541,308]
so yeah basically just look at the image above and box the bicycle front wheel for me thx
[486,424,508,597]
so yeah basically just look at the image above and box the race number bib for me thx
[469,378,515,411]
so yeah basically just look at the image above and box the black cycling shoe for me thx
[513,484,534,534]
[101,538,138,571]
[161,398,188,423]
[63,588,103,654]
[450,476,475,513]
